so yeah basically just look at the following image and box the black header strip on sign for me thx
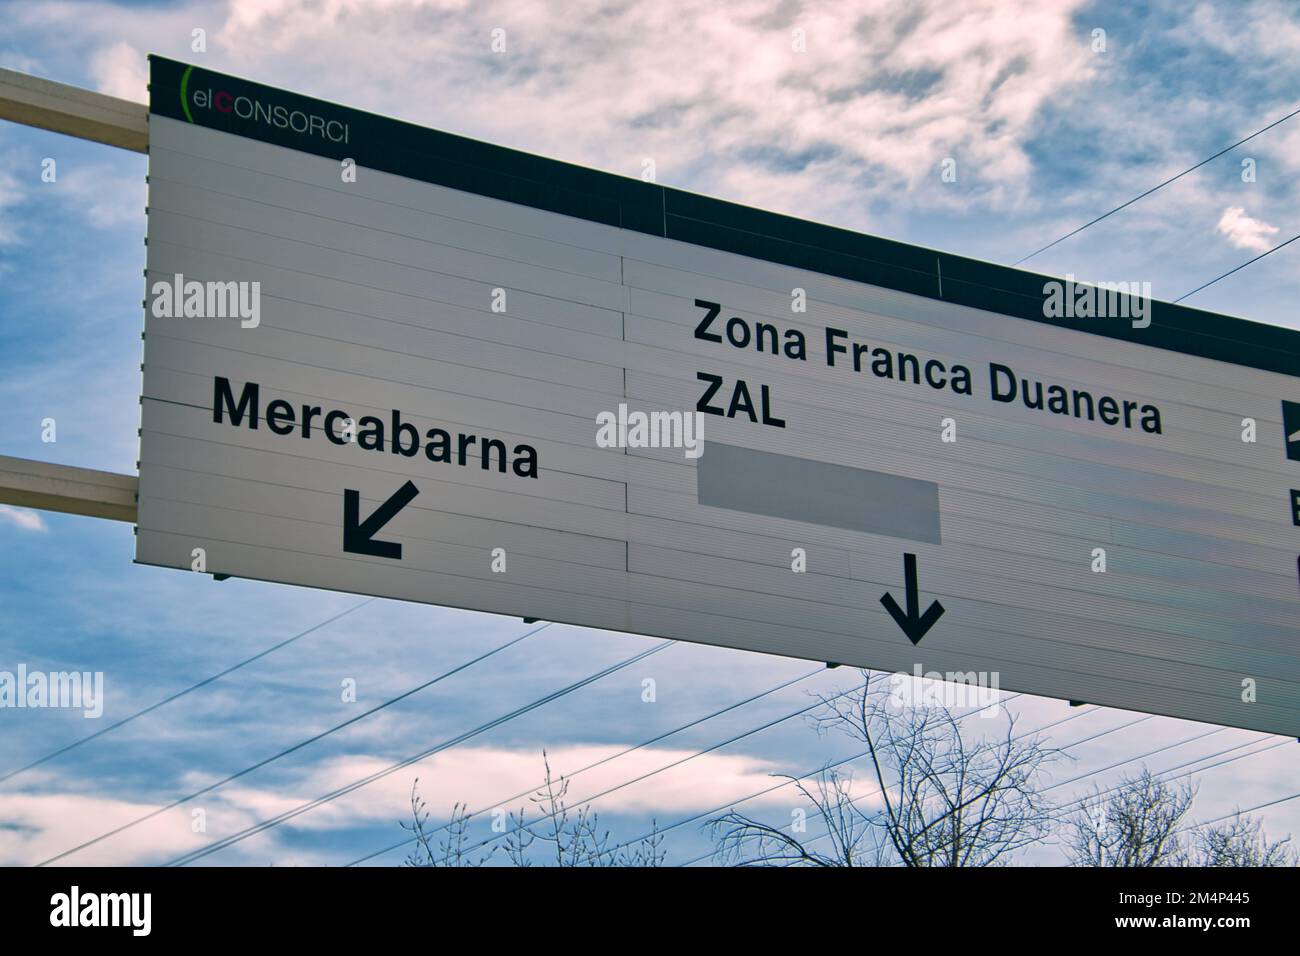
[147,55,1300,378]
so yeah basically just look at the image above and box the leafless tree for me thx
[711,767,891,866]
[1065,770,1295,867]
[1194,812,1296,867]
[711,673,1061,866]
[502,751,664,867]
[403,751,665,867]
[401,779,485,867]
[1065,770,1195,867]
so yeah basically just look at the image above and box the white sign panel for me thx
[138,59,1300,736]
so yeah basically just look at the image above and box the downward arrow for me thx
[880,553,945,645]
[344,481,419,560]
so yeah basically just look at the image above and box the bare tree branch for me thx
[711,673,1060,866]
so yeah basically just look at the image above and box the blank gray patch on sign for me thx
[696,442,942,544]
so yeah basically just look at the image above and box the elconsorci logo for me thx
[179,64,349,143]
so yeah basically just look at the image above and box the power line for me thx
[1042,726,1226,797]
[626,748,870,859]
[396,673,1004,867]
[0,598,374,785]
[1174,231,1300,302]
[901,737,1292,863]
[347,662,829,866]
[671,697,1093,866]
[35,620,553,866]
[1052,735,1288,822]
[405,673,886,867]
[597,692,1051,864]
[366,678,1192,869]
[1187,787,1300,829]
[163,638,675,866]
[1013,104,1300,266]
[773,736,1285,867]
[748,732,1288,868]
[755,725,1229,868]
[674,700,1092,866]
[348,683,878,868]
[340,668,1289,869]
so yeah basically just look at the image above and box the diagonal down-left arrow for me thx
[344,480,419,560]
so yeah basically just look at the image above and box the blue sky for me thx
[1,0,1298,866]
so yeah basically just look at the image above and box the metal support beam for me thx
[0,72,144,526]
[0,67,147,153]
[0,456,137,523]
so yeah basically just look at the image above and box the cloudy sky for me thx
[1,0,1298,866]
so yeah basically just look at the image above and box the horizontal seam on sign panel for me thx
[143,243,630,359]
[137,416,631,503]
[145,315,628,397]
[628,513,1300,605]
[142,338,626,436]
[147,172,623,284]
[145,144,631,263]
[144,60,1300,372]
[619,305,1287,435]
[146,210,626,315]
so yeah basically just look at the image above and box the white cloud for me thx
[202,743,806,833]
[2,0,1299,872]
[201,0,1094,224]
[0,505,47,533]
[0,0,1094,231]
[1216,205,1279,252]
[54,163,145,230]
[0,785,220,866]
[89,40,147,102]
[2,743,841,865]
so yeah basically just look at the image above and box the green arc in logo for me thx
[180,64,194,123]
